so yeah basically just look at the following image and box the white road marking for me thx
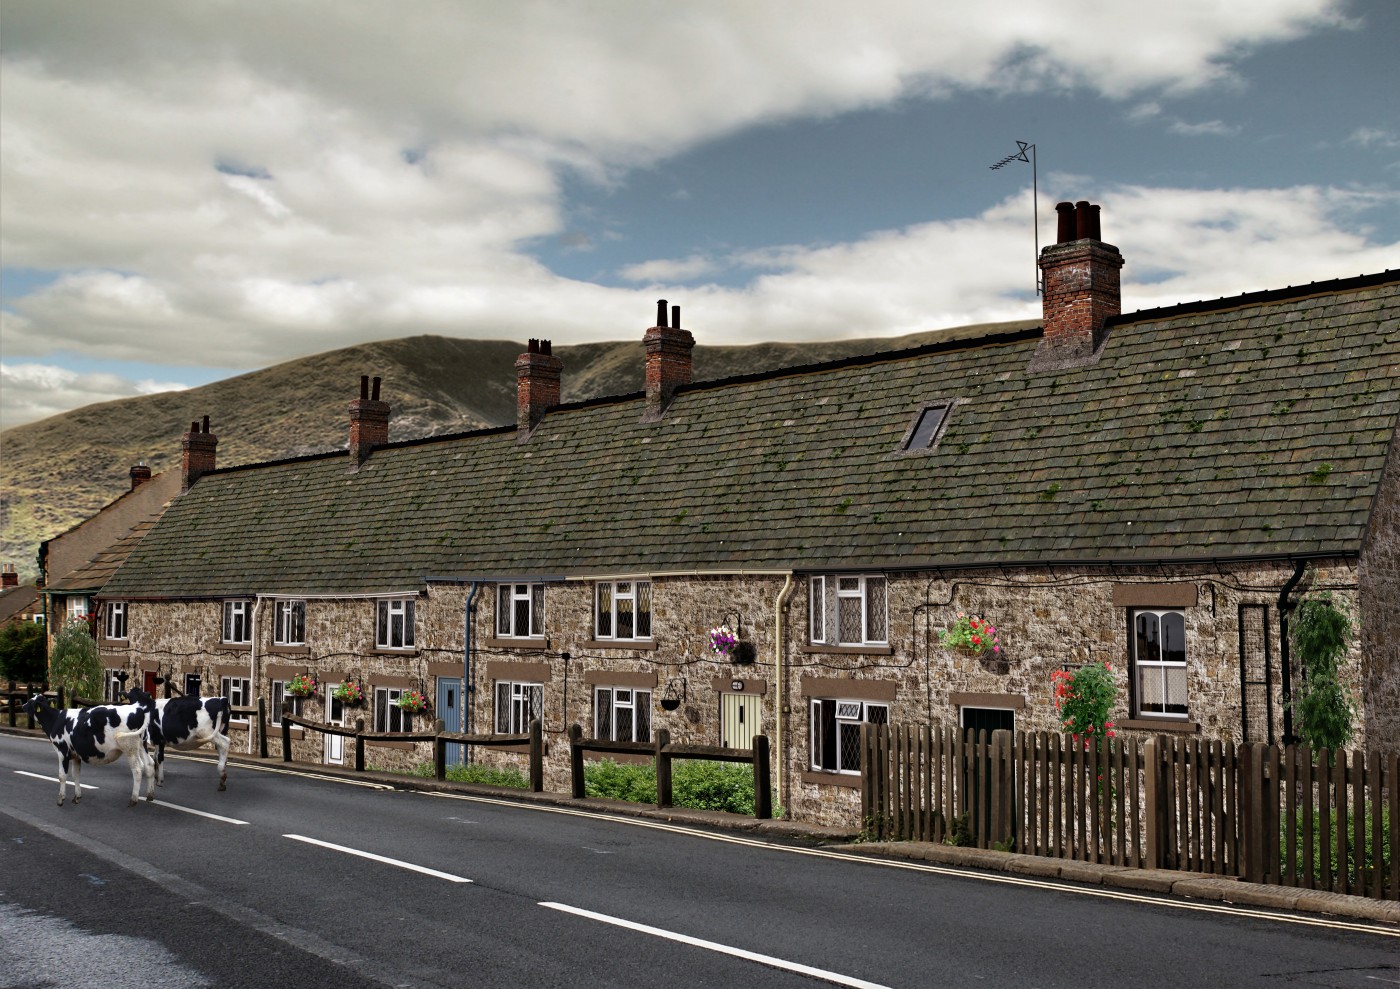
[541,901,893,989]
[151,800,248,825]
[14,770,97,790]
[283,833,472,883]
[430,792,1400,940]
[170,754,394,789]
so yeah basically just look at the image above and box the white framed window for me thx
[270,680,304,726]
[595,581,652,641]
[65,596,90,621]
[494,680,542,734]
[374,686,410,732]
[221,675,250,724]
[103,602,128,641]
[496,583,544,638]
[222,601,252,644]
[1131,609,1188,719]
[376,598,415,650]
[809,575,887,646]
[274,600,305,646]
[594,687,651,743]
[810,698,889,774]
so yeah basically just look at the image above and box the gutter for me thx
[1277,559,1309,746]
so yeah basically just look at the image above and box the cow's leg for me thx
[155,743,166,786]
[116,733,146,806]
[56,753,69,806]
[213,733,230,791]
[69,757,82,805]
[139,745,156,801]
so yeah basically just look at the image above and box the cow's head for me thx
[20,694,47,717]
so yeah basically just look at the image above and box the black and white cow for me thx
[140,694,233,791]
[22,690,156,806]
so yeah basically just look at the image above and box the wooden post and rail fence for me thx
[861,722,1399,901]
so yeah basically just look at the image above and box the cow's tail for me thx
[210,697,232,735]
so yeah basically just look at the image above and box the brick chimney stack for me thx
[515,338,563,440]
[349,375,390,468]
[130,463,152,490]
[1032,200,1124,371]
[181,416,217,492]
[643,299,694,420]
[1,564,17,588]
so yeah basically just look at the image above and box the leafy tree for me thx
[48,618,103,703]
[0,620,47,683]
[1289,590,1356,753]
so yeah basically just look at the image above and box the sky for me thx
[1,0,1397,431]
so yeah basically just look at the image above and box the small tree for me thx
[0,620,47,684]
[1289,590,1356,753]
[49,618,103,703]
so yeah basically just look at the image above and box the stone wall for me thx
[104,555,1384,830]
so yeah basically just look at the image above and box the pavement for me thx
[6,724,1397,927]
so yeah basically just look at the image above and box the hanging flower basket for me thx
[287,673,318,698]
[332,680,365,707]
[938,613,1001,656]
[707,624,739,660]
[397,689,430,715]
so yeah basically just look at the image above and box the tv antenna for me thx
[990,141,1039,295]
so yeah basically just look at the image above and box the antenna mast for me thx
[990,141,1039,295]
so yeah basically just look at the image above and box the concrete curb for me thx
[6,727,1396,925]
[835,841,1400,925]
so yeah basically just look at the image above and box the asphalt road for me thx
[2,733,1397,989]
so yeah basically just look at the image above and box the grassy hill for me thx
[0,320,1036,581]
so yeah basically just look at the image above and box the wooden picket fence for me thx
[861,724,1398,901]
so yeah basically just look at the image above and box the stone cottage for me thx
[96,202,1400,828]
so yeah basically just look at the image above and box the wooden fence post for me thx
[434,727,446,782]
[1238,742,1259,883]
[568,724,585,799]
[860,723,873,835]
[280,703,292,762]
[257,697,269,759]
[354,718,365,772]
[528,719,543,792]
[655,728,672,808]
[752,734,772,820]
[1143,738,1162,869]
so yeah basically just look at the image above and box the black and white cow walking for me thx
[22,689,157,806]
[138,694,233,791]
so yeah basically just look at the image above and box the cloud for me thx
[619,255,723,284]
[1,359,190,427]
[1347,127,1400,149]
[1168,119,1241,137]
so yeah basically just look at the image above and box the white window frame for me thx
[273,600,306,647]
[374,686,409,733]
[270,680,303,726]
[810,697,889,775]
[494,680,542,734]
[1131,608,1189,720]
[809,574,888,646]
[103,669,125,704]
[594,580,652,641]
[496,583,545,638]
[222,600,252,644]
[103,602,128,641]
[376,598,416,650]
[594,686,652,743]
[66,596,89,621]
[221,675,250,724]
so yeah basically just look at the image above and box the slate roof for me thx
[47,513,169,593]
[103,271,1400,599]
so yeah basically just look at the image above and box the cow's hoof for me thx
[218,781,227,792]
[146,794,155,802]
[56,799,64,806]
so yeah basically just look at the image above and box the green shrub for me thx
[407,761,531,789]
[0,620,47,684]
[584,759,657,804]
[1280,802,1390,888]
[48,619,101,703]
[583,758,767,815]
[1289,590,1357,754]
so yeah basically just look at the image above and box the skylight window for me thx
[900,401,953,453]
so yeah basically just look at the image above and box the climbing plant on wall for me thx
[1289,589,1357,755]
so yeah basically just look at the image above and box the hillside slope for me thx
[0,320,1036,579]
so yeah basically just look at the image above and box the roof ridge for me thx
[1110,268,1400,328]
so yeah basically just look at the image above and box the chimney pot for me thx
[130,463,153,490]
[1034,201,1122,370]
[1,565,17,588]
[360,375,369,400]
[643,300,694,419]
[201,415,210,434]
[656,299,669,328]
[1055,201,1076,244]
[371,376,381,401]
[348,376,391,468]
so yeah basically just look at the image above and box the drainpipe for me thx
[250,596,265,755]
[1277,559,1307,746]
[464,582,479,738]
[772,572,795,817]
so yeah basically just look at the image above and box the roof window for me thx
[900,401,953,453]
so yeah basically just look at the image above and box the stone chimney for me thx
[515,338,563,440]
[643,299,694,420]
[349,375,390,469]
[1,564,17,588]
[1031,200,1124,371]
[181,416,217,492]
[129,463,152,490]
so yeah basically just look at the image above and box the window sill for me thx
[799,644,894,657]
[215,643,252,652]
[483,637,550,652]
[371,647,419,657]
[801,770,862,789]
[99,638,129,647]
[1118,717,1200,734]
[583,639,658,652]
[268,644,309,655]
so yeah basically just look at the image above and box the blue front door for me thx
[437,677,463,767]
